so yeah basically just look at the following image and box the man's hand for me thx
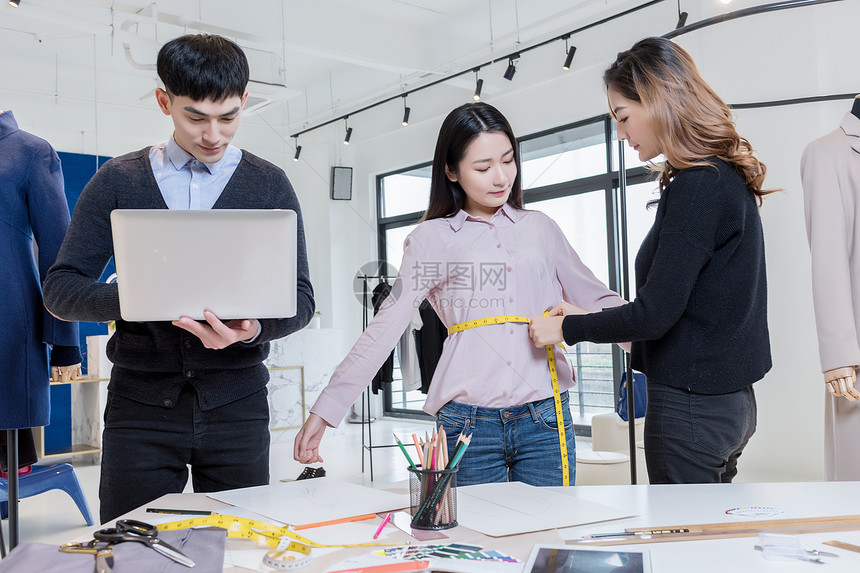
[294,413,327,464]
[172,310,259,349]
[51,363,82,383]
[824,366,860,402]
[529,315,566,348]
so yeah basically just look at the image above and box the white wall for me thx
[3,0,857,481]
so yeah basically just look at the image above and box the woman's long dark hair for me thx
[422,102,523,221]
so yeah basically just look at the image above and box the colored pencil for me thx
[293,513,378,531]
[392,433,417,470]
[373,512,392,539]
[328,560,430,573]
[411,433,424,465]
[415,433,471,523]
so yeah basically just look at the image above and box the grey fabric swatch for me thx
[0,528,227,573]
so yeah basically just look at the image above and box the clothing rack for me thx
[354,274,400,481]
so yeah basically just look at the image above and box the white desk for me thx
[113,481,860,573]
[558,481,860,573]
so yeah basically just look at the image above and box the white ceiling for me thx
[1,0,660,137]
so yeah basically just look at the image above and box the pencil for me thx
[373,512,392,539]
[293,513,378,531]
[146,508,212,516]
[411,433,424,465]
[328,560,430,573]
[392,433,418,470]
[416,434,472,523]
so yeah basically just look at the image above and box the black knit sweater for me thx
[562,158,771,394]
[43,148,315,409]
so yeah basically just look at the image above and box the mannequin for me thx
[0,109,82,547]
[801,95,860,480]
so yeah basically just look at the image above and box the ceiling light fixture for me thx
[9,0,21,6]
[562,36,576,71]
[343,118,352,145]
[503,55,519,81]
[401,95,410,126]
[473,69,483,102]
[293,137,301,161]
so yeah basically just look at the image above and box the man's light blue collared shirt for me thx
[149,137,241,210]
[147,138,260,340]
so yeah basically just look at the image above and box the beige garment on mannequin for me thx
[802,108,860,480]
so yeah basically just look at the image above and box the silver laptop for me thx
[110,209,297,322]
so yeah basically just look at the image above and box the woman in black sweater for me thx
[530,37,774,484]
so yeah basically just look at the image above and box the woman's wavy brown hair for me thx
[604,37,774,203]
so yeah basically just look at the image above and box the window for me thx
[521,120,607,186]
[379,165,431,219]
[376,116,654,430]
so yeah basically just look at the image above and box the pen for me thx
[146,508,213,516]
[587,528,690,538]
[373,512,392,539]
[293,513,378,531]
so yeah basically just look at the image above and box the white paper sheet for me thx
[456,482,635,537]
[206,478,409,526]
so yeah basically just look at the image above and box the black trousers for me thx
[99,384,270,523]
[644,382,757,484]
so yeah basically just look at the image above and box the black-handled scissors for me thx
[93,519,195,568]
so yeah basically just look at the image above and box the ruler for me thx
[570,515,860,546]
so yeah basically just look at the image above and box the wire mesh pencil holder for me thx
[407,465,458,530]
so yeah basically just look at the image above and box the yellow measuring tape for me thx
[447,314,570,486]
[157,514,402,549]
[157,514,405,569]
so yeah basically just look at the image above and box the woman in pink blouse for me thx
[294,102,625,486]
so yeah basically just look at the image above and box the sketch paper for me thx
[207,478,409,526]
[456,482,635,537]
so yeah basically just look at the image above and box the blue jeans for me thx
[644,383,757,484]
[435,393,575,487]
[99,383,270,523]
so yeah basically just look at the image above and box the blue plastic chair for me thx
[0,463,94,526]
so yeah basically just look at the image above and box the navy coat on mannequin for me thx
[0,110,80,432]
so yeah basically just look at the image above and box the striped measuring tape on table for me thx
[157,514,405,570]
[447,313,570,486]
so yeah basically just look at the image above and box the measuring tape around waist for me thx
[447,314,570,486]
[157,514,405,569]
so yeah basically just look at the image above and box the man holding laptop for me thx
[43,34,314,522]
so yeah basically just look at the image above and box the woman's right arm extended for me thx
[294,227,437,462]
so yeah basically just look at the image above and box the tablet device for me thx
[523,545,652,573]
[110,209,297,321]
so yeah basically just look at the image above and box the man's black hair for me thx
[157,34,249,101]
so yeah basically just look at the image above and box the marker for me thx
[146,508,212,516]
[373,512,392,539]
